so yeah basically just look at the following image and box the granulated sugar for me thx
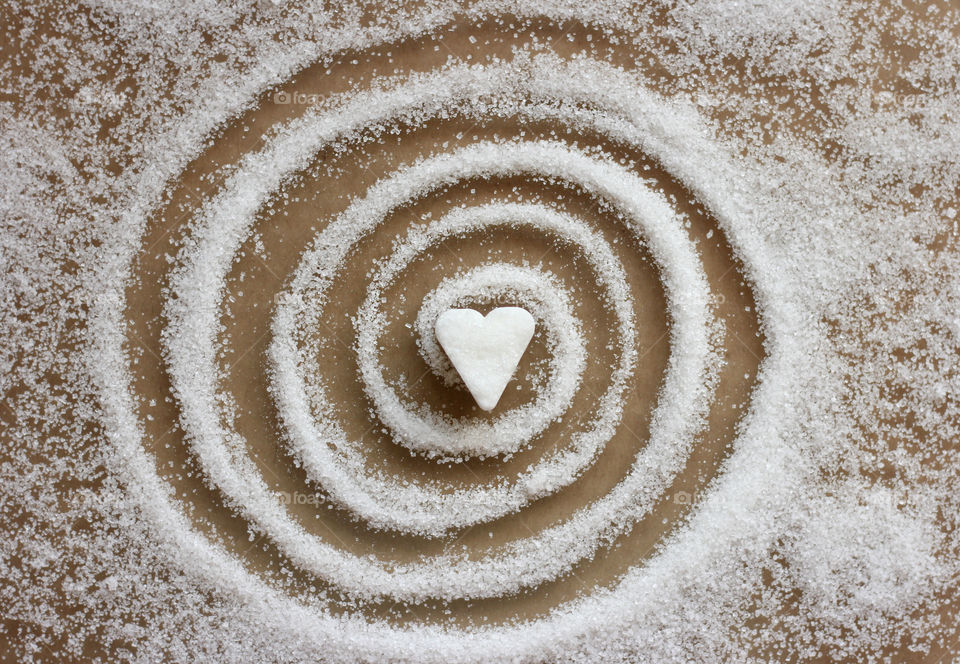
[1,2,958,662]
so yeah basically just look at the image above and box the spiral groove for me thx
[96,46,775,656]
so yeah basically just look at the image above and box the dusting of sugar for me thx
[2,2,959,662]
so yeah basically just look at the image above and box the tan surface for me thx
[3,7,957,662]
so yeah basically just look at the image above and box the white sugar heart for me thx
[435,307,536,411]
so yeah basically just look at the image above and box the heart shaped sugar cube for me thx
[434,307,535,411]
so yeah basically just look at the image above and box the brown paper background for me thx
[2,6,958,662]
